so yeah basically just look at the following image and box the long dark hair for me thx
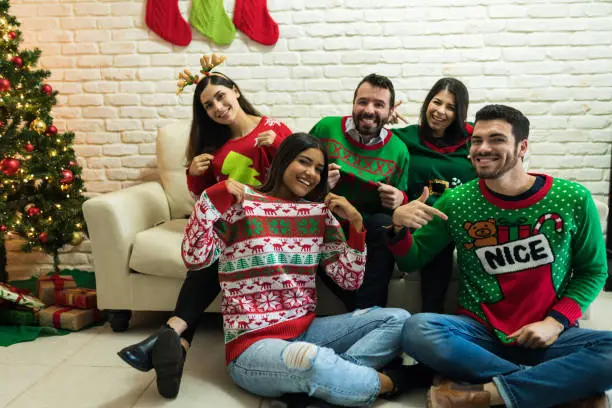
[186,73,261,164]
[259,133,329,202]
[419,77,469,141]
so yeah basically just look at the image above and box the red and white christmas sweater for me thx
[182,181,367,364]
[186,117,293,198]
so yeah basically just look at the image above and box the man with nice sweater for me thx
[310,73,410,311]
[389,105,612,408]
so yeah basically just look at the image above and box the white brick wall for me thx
[7,0,611,278]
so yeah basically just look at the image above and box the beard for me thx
[472,147,520,179]
[353,111,385,137]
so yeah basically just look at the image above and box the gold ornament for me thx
[30,119,47,135]
[60,184,70,192]
[34,178,43,190]
[70,231,84,246]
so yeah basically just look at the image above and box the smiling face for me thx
[277,148,325,201]
[199,83,241,125]
[352,82,392,137]
[470,119,528,179]
[426,89,456,137]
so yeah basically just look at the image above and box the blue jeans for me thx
[402,313,612,408]
[227,307,410,407]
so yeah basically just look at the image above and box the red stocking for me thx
[145,0,192,46]
[232,0,279,46]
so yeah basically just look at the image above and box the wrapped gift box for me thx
[54,288,97,309]
[0,307,39,326]
[39,306,100,331]
[0,282,46,309]
[37,275,77,305]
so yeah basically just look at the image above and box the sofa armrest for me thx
[82,182,172,310]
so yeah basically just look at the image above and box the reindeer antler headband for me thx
[176,53,227,95]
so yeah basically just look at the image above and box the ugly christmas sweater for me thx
[182,181,367,363]
[310,116,410,217]
[388,175,607,343]
[392,124,476,205]
[186,117,293,197]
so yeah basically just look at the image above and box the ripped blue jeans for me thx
[227,307,410,407]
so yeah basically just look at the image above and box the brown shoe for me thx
[428,382,491,408]
[556,394,608,408]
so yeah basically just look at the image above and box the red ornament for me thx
[24,143,34,152]
[7,31,17,40]
[45,125,58,136]
[0,225,6,232]
[27,207,41,217]
[40,84,52,95]
[60,169,74,184]
[0,78,11,93]
[1,158,20,176]
[11,56,23,68]
[39,232,48,243]
[69,161,76,167]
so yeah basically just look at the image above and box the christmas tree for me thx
[0,0,86,277]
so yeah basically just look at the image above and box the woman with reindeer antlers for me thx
[118,54,293,399]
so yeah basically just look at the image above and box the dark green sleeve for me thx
[563,191,608,309]
[395,146,410,193]
[390,192,453,272]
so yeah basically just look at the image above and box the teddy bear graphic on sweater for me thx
[463,218,498,250]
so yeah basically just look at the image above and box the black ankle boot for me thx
[152,327,186,399]
[117,326,172,372]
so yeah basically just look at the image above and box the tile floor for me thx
[1,292,611,408]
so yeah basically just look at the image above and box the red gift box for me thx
[39,306,100,331]
[54,288,97,309]
[37,275,77,305]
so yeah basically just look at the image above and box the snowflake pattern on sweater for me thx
[182,181,367,363]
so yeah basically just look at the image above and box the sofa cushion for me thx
[129,219,189,279]
[156,123,196,219]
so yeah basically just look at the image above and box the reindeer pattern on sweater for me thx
[182,182,367,363]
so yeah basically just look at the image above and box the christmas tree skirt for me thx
[8,268,96,293]
[0,325,69,347]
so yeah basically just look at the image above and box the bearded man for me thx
[309,73,410,310]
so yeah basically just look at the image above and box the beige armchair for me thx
[83,123,607,331]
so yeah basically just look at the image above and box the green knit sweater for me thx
[392,123,476,205]
[389,175,607,343]
[310,116,410,216]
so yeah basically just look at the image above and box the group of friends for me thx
[116,64,612,408]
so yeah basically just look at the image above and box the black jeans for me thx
[173,261,221,343]
[318,213,396,312]
[419,243,455,313]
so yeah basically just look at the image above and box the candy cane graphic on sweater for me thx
[532,213,563,235]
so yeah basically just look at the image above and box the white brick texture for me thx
[7,0,611,278]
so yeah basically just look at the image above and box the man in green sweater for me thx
[389,105,611,408]
[310,73,410,310]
